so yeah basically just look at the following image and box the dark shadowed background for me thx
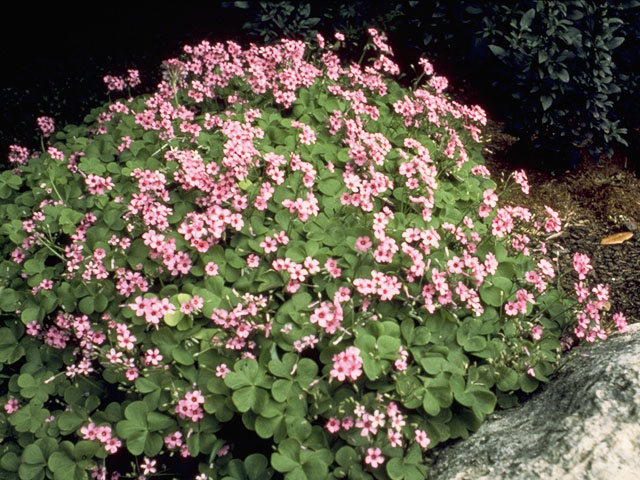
[0,5,246,165]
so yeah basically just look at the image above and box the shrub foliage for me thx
[0,30,624,479]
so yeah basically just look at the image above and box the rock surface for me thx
[427,324,640,480]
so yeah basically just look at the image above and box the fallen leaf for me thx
[600,231,633,245]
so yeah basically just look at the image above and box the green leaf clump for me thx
[0,27,622,480]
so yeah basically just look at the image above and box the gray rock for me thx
[427,324,640,480]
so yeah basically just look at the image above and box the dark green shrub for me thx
[480,0,637,163]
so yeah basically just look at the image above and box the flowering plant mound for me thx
[0,30,627,480]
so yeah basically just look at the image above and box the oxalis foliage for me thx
[0,29,628,480]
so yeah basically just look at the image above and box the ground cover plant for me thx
[0,30,628,480]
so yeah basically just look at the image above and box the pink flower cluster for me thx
[114,268,148,297]
[309,301,344,334]
[513,169,530,194]
[85,174,115,195]
[81,423,122,454]
[103,69,141,91]
[324,258,342,278]
[570,259,621,341]
[330,346,363,382]
[291,120,316,145]
[163,430,191,458]
[8,145,29,165]
[179,295,203,315]
[80,248,109,282]
[281,192,320,221]
[209,293,267,353]
[353,270,402,301]
[326,401,430,469]
[103,75,126,91]
[141,230,192,275]
[272,255,319,293]
[3,397,19,414]
[64,212,97,275]
[36,116,55,137]
[114,322,137,351]
[260,230,289,254]
[175,390,205,422]
[128,296,176,326]
[293,334,319,352]
[613,312,629,333]
[524,258,556,293]
[504,288,536,316]
[573,252,593,280]
[177,205,244,253]
[543,206,562,233]
[491,206,531,238]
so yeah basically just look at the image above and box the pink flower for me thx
[144,348,163,366]
[573,253,593,280]
[415,429,431,449]
[212,445,228,459]
[355,236,372,252]
[574,281,589,303]
[429,75,448,93]
[324,258,342,278]
[310,301,343,334]
[531,325,543,341]
[341,417,354,430]
[103,74,125,91]
[260,236,278,254]
[216,363,230,378]
[36,116,55,137]
[613,312,629,333]
[141,457,157,475]
[126,69,141,88]
[544,206,562,233]
[418,57,434,76]
[325,417,341,433]
[164,431,183,449]
[175,390,205,422]
[103,437,121,454]
[537,259,555,278]
[304,256,320,274]
[8,145,29,165]
[513,169,530,194]
[3,398,19,414]
[388,429,403,447]
[330,347,363,382]
[205,262,219,276]
[364,447,385,469]
[246,254,260,268]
